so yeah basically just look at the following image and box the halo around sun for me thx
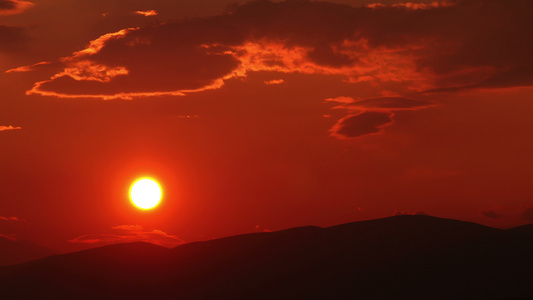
[130,178,162,210]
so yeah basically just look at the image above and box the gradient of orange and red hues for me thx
[1,0,533,254]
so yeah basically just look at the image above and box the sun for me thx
[130,178,162,210]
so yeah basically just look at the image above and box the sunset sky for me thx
[1,0,533,252]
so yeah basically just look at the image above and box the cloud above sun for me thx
[13,0,533,138]
[0,25,27,52]
[0,0,33,16]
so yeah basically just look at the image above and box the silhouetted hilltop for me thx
[1,215,532,299]
[0,237,54,266]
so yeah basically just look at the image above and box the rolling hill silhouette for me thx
[1,215,532,299]
[0,237,54,266]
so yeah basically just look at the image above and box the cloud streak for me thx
[134,10,157,17]
[0,0,33,16]
[330,111,394,138]
[0,233,16,240]
[327,96,435,138]
[0,216,24,221]
[0,25,27,52]
[5,61,51,73]
[264,79,285,85]
[481,210,501,220]
[0,126,21,131]
[69,225,184,248]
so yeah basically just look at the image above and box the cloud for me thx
[0,25,27,52]
[24,0,533,100]
[481,210,501,220]
[134,10,158,17]
[343,97,434,111]
[0,126,21,131]
[325,96,356,104]
[326,92,440,138]
[331,111,393,138]
[26,26,238,99]
[264,79,285,85]
[0,0,33,16]
[328,95,434,111]
[69,225,184,248]
[0,216,25,221]
[15,0,533,138]
[0,233,16,240]
[0,0,15,9]
[5,61,51,73]
[325,95,436,138]
[521,207,533,223]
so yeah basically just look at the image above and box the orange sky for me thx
[1,0,533,252]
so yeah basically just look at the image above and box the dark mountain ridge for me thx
[0,237,54,266]
[1,215,532,299]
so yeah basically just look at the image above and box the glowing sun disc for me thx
[130,178,162,209]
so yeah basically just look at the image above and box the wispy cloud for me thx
[5,61,51,73]
[0,216,25,221]
[0,126,21,131]
[264,79,284,85]
[0,0,34,16]
[0,233,16,240]
[134,10,157,17]
[69,225,184,248]
[330,112,394,139]
[481,210,501,220]
[327,96,436,138]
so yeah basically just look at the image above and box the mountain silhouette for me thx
[1,215,532,299]
[0,237,54,266]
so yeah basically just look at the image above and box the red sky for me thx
[1,0,533,252]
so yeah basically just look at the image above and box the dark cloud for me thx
[325,96,434,138]
[23,0,533,101]
[331,111,393,138]
[0,233,16,240]
[355,97,431,109]
[0,0,33,15]
[424,66,533,93]
[472,67,533,90]
[521,207,533,223]
[12,0,533,139]
[0,25,26,52]
[26,0,533,99]
[338,96,434,110]
[0,0,16,9]
[481,210,500,220]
